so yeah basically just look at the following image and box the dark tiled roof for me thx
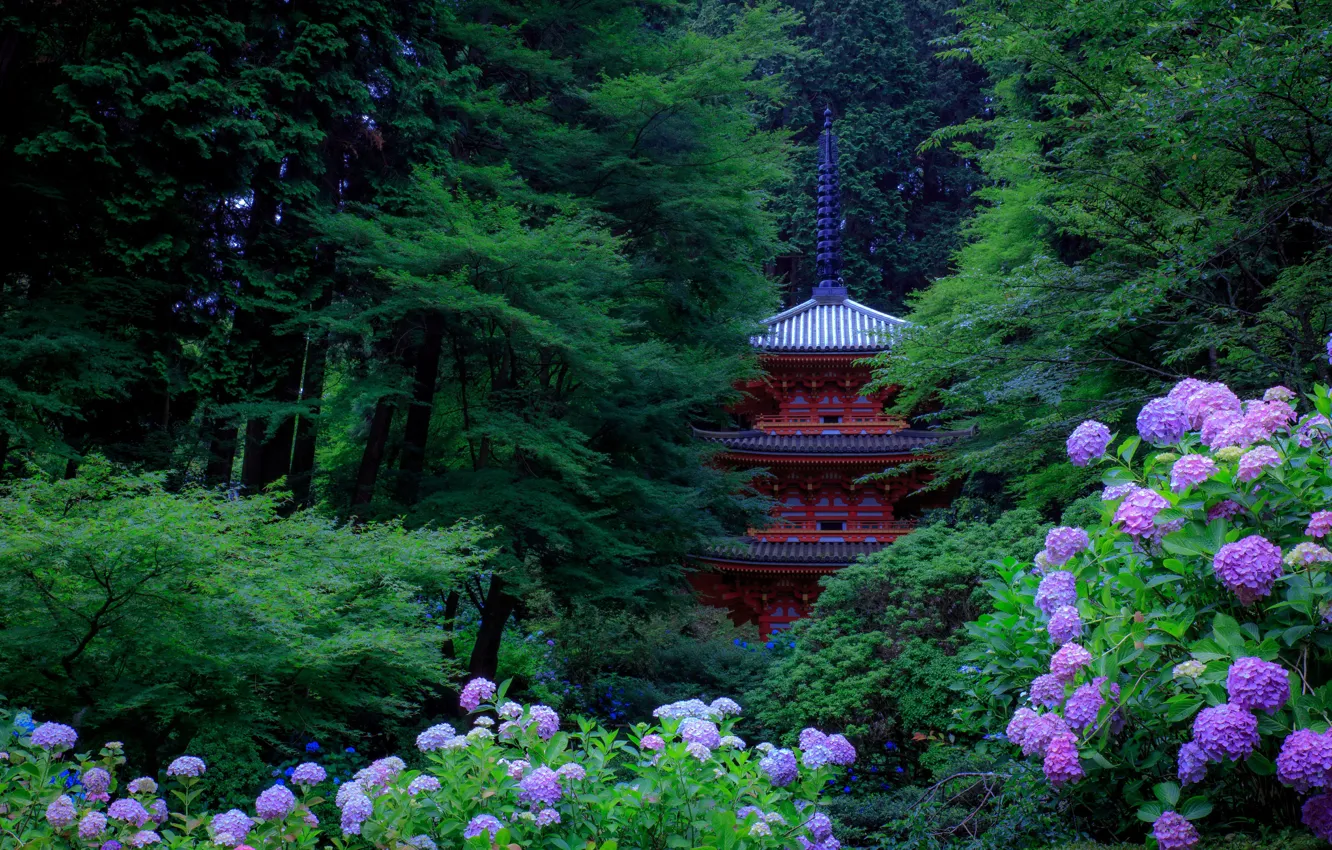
[700,540,885,565]
[694,428,972,455]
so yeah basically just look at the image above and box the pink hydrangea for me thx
[1021,713,1071,758]
[1006,708,1039,750]
[1045,527,1090,566]
[1137,397,1190,445]
[1226,657,1289,714]
[1305,793,1332,841]
[1185,383,1241,429]
[1236,446,1281,482]
[1168,378,1210,404]
[1177,742,1207,785]
[459,678,497,711]
[1047,605,1082,646]
[1277,729,1332,793]
[1067,420,1111,467]
[1199,410,1242,448]
[1299,415,1330,447]
[1308,511,1332,539]
[1212,535,1283,605]
[640,734,665,752]
[1029,674,1067,709]
[1042,732,1084,787]
[556,762,587,781]
[680,718,721,749]
[1050,642,1093,683]
[1287,542,1332,567]
[1035,571,1078,616]
[1153,811,1200,850]
[1207,500,1244,521]
[1170,455,1217,493]
[1245,399,1296,436]
[1113,486,1170,537]
[1065,677,1117,733]
[1193,703,1260,762]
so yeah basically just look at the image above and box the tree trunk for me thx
[468,577,517,681]
[351,399,395,509]
[204,419,239,487]
[240,347,304,493]
[440,589,460,662]
[395,312,445,505]
[288,334,329,506]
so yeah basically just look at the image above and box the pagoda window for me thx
[818,521,846,531]
[821,415,842,424]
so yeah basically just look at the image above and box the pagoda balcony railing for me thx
[754,414,907,435]
[749,519,917,542]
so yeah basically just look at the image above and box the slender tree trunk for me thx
[289,334,328,506]
[351,400,395,509]
[396,313,445,505]
[240,418,267,490]
[240,347,304,492]
[440,590,460,661]
[204,419,238,487]
[468,577,517,681]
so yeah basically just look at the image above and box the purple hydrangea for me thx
[1199,410,1242,448]
[679,718,721,749]
[1153,811,1200,850]
[1299,414,1331,447]
[1101,483,1136,501]
[337,787,373,836]
[1042,732,1084,787]
[1170,455,1217,493]
[125,831,161,848]
[1193,703,1260,762]
[464,814,504,839]
[1006,708,1039,751]
[1029,674,1067,709]
[1047,605,1082,646]
[653,699,719,720]
[525,704,559,739]
[209,809,253,846]
[416,723,457,752]
[149,800,167,825]
[255,784,296,821]
[501,758,529,779]
[640,734,665,751]
[498,700,523,719]
[1237,446,1281,482]
[1065,677,1115,733]
[1309,511,1332,539]
[1288,542,1332,567]
[1034,571,1078,616]
[459,678,497,711]
[109,799,151,827]
[802,742,834,769]
[799,728,828,750]
[1177,742,1208,786]
[46,795,77,828]
[1213,535,1284,605]
[709,697,742,716]
[1168,378,1209,404]
[1067,421,1112,467]
[556,762,586,781]
[1278,729,1332,793]
[31,722,78,752]
[806,812,833,840]
[291,762,326,786]
[535,808,561,827]
[1113,487,1170,537]
[82,766,111,799]
[1305,793,1332,841]
[759,748,799,787]
[518,766,563,806]
[686,741,712,761]
[408,775,441,795]
[1185,383,1241,428]
[1050,642,1093,683]
[127,777,157,795]
[1044,527,1090,566]
[1246,399,1295,436]
[101,842,123,850]
[1226,657,1290,715]
[826,734,856,766]
[1207,499,1244,521]
[166,756,206,778]
[1137,397,1190,445]
[79,811,108,840]
[1021,713,1070,758]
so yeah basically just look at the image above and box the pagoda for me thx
[690,110,970,636]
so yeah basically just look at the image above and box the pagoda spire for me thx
[813,107,847,302]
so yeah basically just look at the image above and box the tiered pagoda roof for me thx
[751,296,907,353]
[694,428,971,456]
[700,540,883,570]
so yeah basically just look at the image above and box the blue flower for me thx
[788,641,796,648]
[895,766,904,774]
[345,747,356,754]
[285,767,295,777]
[306,741,320,753]
[733,639,742,646]
[843,786,851,793]
[334,777,341,785]
[765,641,774,649]
[884,742,897,751]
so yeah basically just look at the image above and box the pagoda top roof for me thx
[752,293,908,353]
[699,539,884,569]
[694,427,972,456]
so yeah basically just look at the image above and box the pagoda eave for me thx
[716,452,936,465]
[692,558,842,575]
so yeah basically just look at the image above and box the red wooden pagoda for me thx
[690,110,970,636]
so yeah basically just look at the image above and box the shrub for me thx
[1,682,858,850]
[959,373,1332,846]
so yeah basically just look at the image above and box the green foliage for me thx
[749,509,1046,748]
[0,461,487,770]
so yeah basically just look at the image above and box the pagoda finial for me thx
[813,107,847,302]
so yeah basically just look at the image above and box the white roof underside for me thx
[751,296,908,353]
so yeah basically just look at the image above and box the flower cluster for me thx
[1212,535,1284,605]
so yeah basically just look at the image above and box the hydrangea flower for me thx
[1265,385,1296,402]
[653,699,720,720]
[709,697,742,716]
[685,742,712,761]
[556,762,586,781]
[720,735,747,750]
[408,836,438,850]
[166,756,206,778]
[1044,527,1090,566]
[1065,677,1115,733]
[1029,674,1067,709]
[1067,420,1112,466]
[337,786,373,836]
[127,777,157,795]
[82,766,111,801]
[1199,410,1242,448]
[799,728,828,750]
[1172,660,1205,680]
[1169,455,1217,493]
[518,766,563,806]
[1309,512,1332,539]
[1177,742,1207,785]
[500,758,529,780]
[1207,499,1244,521]
[640,734,665,751]
[467,727,493,742]
[1137,397,1189,445]
[1212,535,1284,605]
[1237,446,1281,482]
[209,809,253,846]
[528,705,560,739]
[291,762,326,786]
[1167,378,1210,404]
[498,701,523,719]
[749,822,772,837]
[1278,729,1332,793]
[255,784,296,821]
[465,814,503,839]
[109,800,151,827]
[1226,657,1290,714]
[1101,483,1136,501]
[79,811,108,840]
[1185,383,1241,428]
[1034,571,1077,616]
[416,723,457,752]
[806,811,834,841]
[31,722,78,752]
[1050,642,1092,683]
[1153,811,1200,850]
[46,795,77,828]
[1193,704,1260,762]
[1020,713,1070,758]
[759,748,799,786]
[1047,606,1082,646]
[1299,414,1331,447]
[680,718,722,749]
[1305,793,1332,841]
[408,775,441,795]
[1006,708,1039,750]
[149,800,167,825]
[826,734,856,766]
[536,809,561,827]
[459,678,497,711]
[1112,487,1170,537]
[1042,732,1084,787]
[125,830,161,848]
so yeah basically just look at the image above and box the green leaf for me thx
[1153,781,1180,806]
[1247,753,1276,776]
[1137,802,1166,823]
[1179,797,1213,820]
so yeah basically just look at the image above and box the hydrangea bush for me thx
[959,372,1332,846]
[1,683,855,850]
